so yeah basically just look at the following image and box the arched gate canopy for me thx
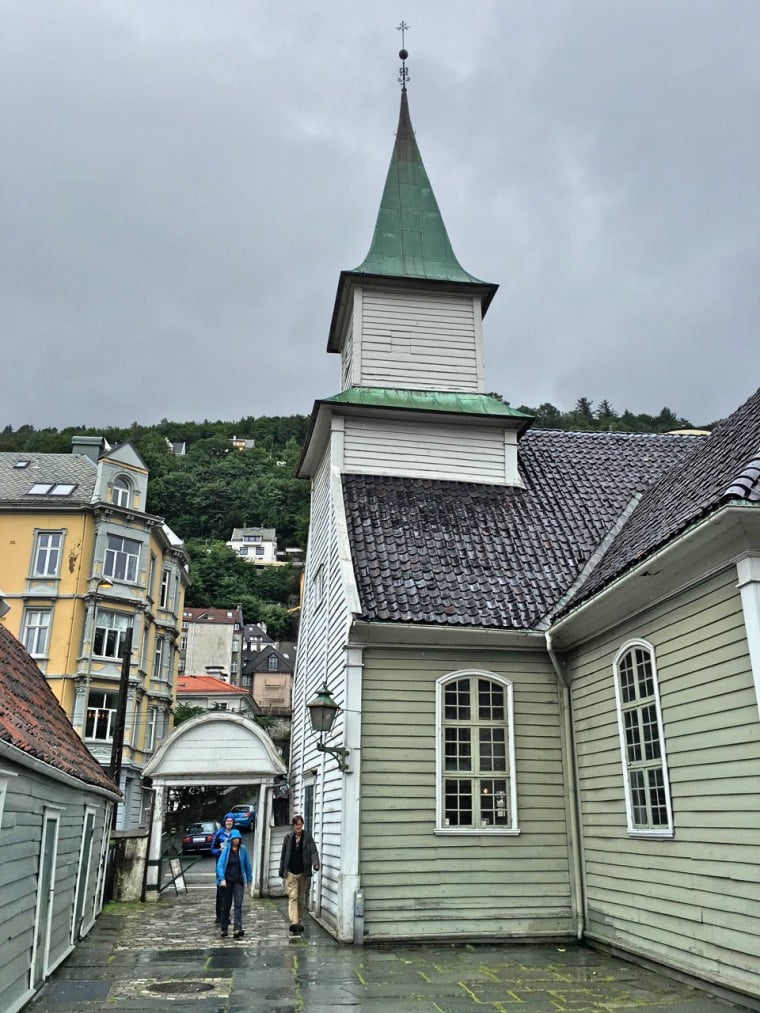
[142,713,286,898]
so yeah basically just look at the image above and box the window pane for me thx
[478,679,504,721]
[479,779,509,826]
[444,727,471,771]
[623,710,642,762]
[479,728,507,771]
[444,678,470,721]
[444,778,472,826]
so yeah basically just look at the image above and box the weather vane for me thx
[397,21,410,91]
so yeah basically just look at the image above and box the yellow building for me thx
[0,436,189,829]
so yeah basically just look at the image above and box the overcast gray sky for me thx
[2,0,758,430]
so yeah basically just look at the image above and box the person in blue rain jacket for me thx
[216,830,252,938]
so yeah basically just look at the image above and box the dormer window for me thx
[111,476,132,508]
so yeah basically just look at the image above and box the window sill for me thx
[435,827,521,836]
[626,829,675,840]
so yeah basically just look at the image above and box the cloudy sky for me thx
[2,0,758,430]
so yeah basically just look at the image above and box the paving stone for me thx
[27,882,752,1012]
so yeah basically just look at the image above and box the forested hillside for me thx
[0,398,711,628]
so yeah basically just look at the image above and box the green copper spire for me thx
[354,89,489,285]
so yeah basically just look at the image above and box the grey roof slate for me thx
[0,451,97,504]
[343,429,696,630]
[568,386,760,607]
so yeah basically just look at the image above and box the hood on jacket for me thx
[228,829,242,840]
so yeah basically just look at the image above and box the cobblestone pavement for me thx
[29,867,752,1013]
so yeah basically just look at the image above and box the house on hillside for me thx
[0,619,120,1013]
[244,644,293,716]
[176,673,258,718]
[179,607,244,684]
[226,527,280,566]
[287,72,760,1004]
[0,436,189,830]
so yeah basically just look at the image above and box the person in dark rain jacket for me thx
[216,830,252,938]
[278,815,320,934]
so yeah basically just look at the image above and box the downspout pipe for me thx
[546,631,585,941]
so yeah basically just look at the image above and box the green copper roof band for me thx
[324,387,532,420]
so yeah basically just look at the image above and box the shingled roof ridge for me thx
[566,386,760,608]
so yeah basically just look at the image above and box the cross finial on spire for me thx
[397,21,410,91]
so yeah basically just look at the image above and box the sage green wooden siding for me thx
[568,568,760,998]
[0,762,110,1013]
[359,646,574,941]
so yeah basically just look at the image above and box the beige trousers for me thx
[285,871,308,925]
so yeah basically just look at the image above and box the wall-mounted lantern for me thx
[307,683,350,772]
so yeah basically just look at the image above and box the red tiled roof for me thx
[177,675,249,695]
[0,625,119,794]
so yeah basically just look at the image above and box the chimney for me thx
[71,435,108,463]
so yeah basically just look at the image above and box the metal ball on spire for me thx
[396,21,410,91]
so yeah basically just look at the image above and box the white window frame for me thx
[613,639,674,838]
[32,530,64,577]
[0,769,18,829]
[86,691,118,741]
[22,608,52,657]
[435,670,518,835]
[111,476,131,508]
[159,568,170,609]
[312,564,325,608]
[267,655,279,671]
[103,533,141,583]
[145,708,158,752]
[93,610,131,660]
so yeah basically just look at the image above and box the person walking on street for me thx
[210,813,235,925]
[216,830,252,939]
[279,815,320,934]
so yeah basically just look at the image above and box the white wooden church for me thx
[288,64,760,1006]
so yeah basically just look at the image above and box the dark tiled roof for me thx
[0,625,118,794]
[569,387,760,606]
[0,451,97,503]
[343,430,695,630]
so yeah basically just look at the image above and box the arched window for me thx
[436,670,518,834]
[111,476,131,508]
[613,640,674,836]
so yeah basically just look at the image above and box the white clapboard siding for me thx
[569,568,760,997]
[359,647,574,941]
[289,439,356,936]
[341,317,354,389]
[343,416,519,485]
[358,289,483,392]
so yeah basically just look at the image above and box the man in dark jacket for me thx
[279,815,320,934]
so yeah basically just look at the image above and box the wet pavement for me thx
[29,856,753,1012]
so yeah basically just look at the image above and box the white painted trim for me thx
[331,448,361,616]
[339,645,363,942]
[612,639,675,839]
[70,805,97,943]
[30,809,60,989]
[434,669,519,834]
[735,552,760,720]
[472,295,486,392]
[353,287,363,382]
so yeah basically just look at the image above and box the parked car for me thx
[181,820,220,854]
[229,804,256,831]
